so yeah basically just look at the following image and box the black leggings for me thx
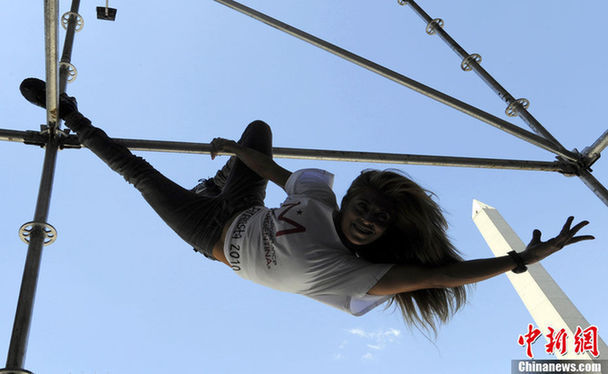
[63,112,272,259]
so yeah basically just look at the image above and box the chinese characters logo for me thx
[517,324,600,358]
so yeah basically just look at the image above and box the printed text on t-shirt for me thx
[229,207,261,271]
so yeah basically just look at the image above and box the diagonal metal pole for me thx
[583,129,608,166]
[401,0,568,151]
[213,0,578,163]
[398,0,608,208]
[0,129,574,173]
[578,169,608,207]
[3,0,80,371]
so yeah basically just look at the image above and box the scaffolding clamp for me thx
[57,129,82,150]
[426,18,444,35]
[59,61,78,83]
[505,98,530,117]
[61,11,84,32]
[461,53,482,71]
[23,130,48,148]
[19,222,57,246]
[22,128,72,148]
[555,149,592,177]
[555,159,580,177]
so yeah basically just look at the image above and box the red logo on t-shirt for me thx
[275,202,306,237]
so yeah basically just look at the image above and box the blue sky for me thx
[1,1,607,373]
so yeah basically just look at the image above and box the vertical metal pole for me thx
[4,141,59,370]
[4,0,80,370]
[44,0,59,129]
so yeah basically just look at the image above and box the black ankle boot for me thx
[20,78,78,119]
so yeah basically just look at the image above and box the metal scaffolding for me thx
[1,0,606,372]
[212,0,608,205]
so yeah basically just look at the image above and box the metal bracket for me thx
[555,160,580,177]
[19,222,57,246]
[554,148,591,177]
[23,130,48,148]
[22,128,79,149]
[576,141,596,169]
[61,11,84,32]
[505,98,530,117]
[581,130,608,168]
[426,18,444,35]
[97,0,117,21]
[57,129,83,150]
[461,53,482,71]
[39,124,52,137]
[582,148,602,169]
[59,61,78,82]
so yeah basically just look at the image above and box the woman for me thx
[19,78,593,333]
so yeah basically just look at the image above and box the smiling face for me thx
[339,188,394,246]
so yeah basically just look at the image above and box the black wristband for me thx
[507,250,528,274]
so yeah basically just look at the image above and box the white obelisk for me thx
[472,200,606,360]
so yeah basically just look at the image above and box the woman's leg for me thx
[19,77,273,259]
[64,112,226,257]
[217,120,273,211]
[193,120,272,203]
[19,77,235,258]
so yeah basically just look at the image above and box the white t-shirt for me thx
[224,169,394,316]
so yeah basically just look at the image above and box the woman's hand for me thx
[520,217,595,265]
[209,136,292,188]
[210,137,240,160]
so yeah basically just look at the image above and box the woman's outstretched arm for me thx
[368,217,594,295]
[210,137,292,189]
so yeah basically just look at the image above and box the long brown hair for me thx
[341,169,467,335]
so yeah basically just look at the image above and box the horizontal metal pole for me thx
[0,129,34,143]
[270,146,567,171]
[404,0,568,151]
[583,129,608,166]
[213,0,578,162]
[0,128,570,172]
